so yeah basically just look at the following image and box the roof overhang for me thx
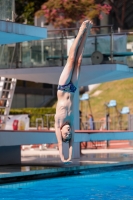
[0,20,47,44]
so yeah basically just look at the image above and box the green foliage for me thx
[10,107,56,127]
[36,0,111,28]
[80,78,133,122]
[104,0,130,29]
[15,0,48,24]
[127,35,133,43]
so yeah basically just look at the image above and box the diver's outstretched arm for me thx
[67,126,74,162]
[55,121,74,162]
[55,123,65,162]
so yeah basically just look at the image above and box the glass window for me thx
[0,0,14,21]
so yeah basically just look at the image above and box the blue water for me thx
[0,168,133,200]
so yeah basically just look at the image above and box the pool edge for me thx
[0,161,133,184]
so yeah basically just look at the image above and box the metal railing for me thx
[30,113,129,130]
[81,120,129,131]
[30,114,55,129]
[1,25,133,69]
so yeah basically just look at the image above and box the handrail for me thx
[0,30,129,43]
[47,25,113,32]
[1,24,133,69]
[44,32,130,41]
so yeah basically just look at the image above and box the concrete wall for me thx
[0,146,21,165]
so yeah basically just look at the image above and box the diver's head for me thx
[60,122,72,143]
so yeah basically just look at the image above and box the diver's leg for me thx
[71,21,92,87]
[58,20,89,85]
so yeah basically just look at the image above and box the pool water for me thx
[0,168,133,200]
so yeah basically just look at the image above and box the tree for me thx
[108,0,128,29]
[97,0,129,29]
[36,0,111,28]
[15,0,48,24]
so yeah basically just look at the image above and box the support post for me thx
[0,146,21,165]
[63,88,80,159]
[73,88,80,158]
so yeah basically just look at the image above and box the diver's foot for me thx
[88,19,93,29]
[79,20,93,35]
[79,20,89,34]
[87,19,93,36]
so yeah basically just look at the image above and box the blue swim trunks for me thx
[57,81,77,93]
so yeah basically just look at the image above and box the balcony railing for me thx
[0,25,133,69]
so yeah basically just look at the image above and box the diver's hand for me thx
[64,160,72,164]
[65,158,72,164]
[66,157,72,162]
[61,158,72,164]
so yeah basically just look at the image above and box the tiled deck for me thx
[0,148,133,184]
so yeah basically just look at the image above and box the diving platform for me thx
[1,130,133,146]
[0,22,133,166]
[0,130,133,165]
[0,20,47,44]
[0,64,133,86]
